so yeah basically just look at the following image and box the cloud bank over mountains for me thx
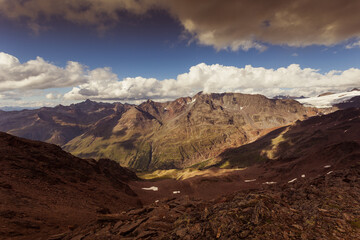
[0,52,359,105]
[1,0,360,51]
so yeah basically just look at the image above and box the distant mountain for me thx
[0,106,38,111]
[0,132,141,239]
[0,99,130,145]
[273,95,305,100]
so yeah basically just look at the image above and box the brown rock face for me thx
[0,132,141,239]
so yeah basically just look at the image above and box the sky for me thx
[0,0,360,108]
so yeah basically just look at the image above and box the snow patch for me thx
[298,91,360,108]
[288,178,297,183]
[324,165,331,168]
[301,174,305,178]
[263,182,277,185]
[142,186,158,191]
[173,191,180,194]
[240,107,244,110]
[327,171,333,175]
[244,179,256,183]
[188,98,196,104]
[155,200,159,203]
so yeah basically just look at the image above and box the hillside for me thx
[0,132,141,239]
[216,108,360,180]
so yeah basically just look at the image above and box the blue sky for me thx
[0,0,360,107]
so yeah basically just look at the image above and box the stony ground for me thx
[57,162,360,240]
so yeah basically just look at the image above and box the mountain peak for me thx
[84,99,95,103]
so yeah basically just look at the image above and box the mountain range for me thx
[0,92,331,171]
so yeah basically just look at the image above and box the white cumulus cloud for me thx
[1,52,359,104]
[0,52,87,91]
[45,93,62,100]
[64,63,360,101]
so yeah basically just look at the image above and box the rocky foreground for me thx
[59,162,360,240]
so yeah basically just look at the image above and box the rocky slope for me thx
[0,132,141,239]
[63,92,321,170]
[57,161,360,240]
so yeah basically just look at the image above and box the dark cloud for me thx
[1,0,360,50]
[160,0,360,50]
